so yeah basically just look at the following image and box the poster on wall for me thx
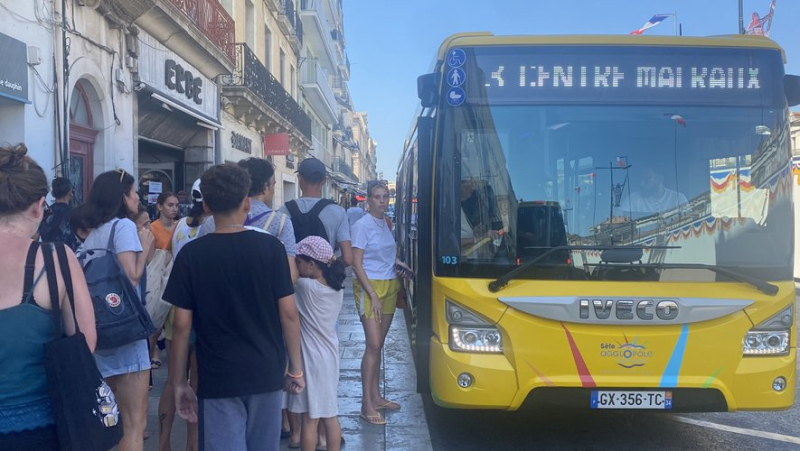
[0,32,29,102]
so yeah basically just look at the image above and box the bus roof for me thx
[435,33,787,68]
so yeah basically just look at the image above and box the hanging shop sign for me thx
[264,133,290,156]
[0,33,28,102]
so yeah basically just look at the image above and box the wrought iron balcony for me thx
[166,0,236,63]
[220,43,312,141]
[278,0,303,51]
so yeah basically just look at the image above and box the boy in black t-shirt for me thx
[163,164,305,450]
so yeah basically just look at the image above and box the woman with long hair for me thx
[0,144,96,449]
[69,169,155,451]
[150,191,179,251]
[350,182,412,425]
[158,179,204,451]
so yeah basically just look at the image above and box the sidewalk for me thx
[145,278,432,450]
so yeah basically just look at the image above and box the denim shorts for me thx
[94,339,150,379]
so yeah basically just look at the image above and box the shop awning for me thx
[151,93,222,130]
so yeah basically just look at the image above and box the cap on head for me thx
[296,158,326,181]
[191,178,203,203]
[296,236,334,264]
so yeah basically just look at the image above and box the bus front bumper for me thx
[429,337,795,411]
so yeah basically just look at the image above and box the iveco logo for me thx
[497,296,753,326]
[579,299,678,321]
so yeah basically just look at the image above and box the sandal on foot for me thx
[280,429,291,439]
[288,441,301,449]
[150,359,162,369]
[376,400,401,411]
[360,413,387,425]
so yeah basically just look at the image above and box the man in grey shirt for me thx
[280,158,352,267]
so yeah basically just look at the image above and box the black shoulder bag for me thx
[42,243,123,451]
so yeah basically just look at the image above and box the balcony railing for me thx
[333,156,356,182]
[279,0,303,47]
[221,43,311,140]
[167,0,236,63]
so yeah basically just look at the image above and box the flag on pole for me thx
[616,157,627,168]
[630,14,671,35]
[746,0,776,37]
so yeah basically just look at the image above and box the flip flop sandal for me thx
[376,400,401,411]
[360,413,387,425]
[150,359,162,369]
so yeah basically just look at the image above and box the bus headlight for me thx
[446,299,503,353]
[450,326,503,353]
[743,305,792,356]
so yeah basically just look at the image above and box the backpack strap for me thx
[21,241,41,304]
[277,214,287,236]
[245,210,270,227]
[285,200,302,222]
[385,216,393,231]
[308,198,334,218]
[106,219,120,254]
[40,243,64,336]
[263,210,279,231]
[54,243,80,335]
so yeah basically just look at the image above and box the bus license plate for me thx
[590,391,672,409]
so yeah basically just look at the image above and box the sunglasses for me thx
[117,168,126,183]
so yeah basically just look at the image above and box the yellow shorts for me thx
[354,278,400,319]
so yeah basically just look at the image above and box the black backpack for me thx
[285,199,334,243]
[81,220,156,350]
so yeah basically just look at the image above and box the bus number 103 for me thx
[441,256,459,265]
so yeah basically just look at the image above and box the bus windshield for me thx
[434,45,793,281]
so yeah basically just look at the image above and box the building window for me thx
[279,49,286,86]
[290,65,296,99]
[264,25,272,71]
[245,0,255,50]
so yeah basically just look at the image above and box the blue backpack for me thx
[81,220,155,350]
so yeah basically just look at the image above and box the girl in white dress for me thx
[289,236,346,451]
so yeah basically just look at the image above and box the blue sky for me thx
[342,0,800,180]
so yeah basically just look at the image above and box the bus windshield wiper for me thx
[488,245,678,293]
[586,262,779,296]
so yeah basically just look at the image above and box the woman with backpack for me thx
[350,182,412,425]
[0,143,96,449]
[69,169,155,451]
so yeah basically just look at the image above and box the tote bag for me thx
[43,243,123,451]
[145,249,174,329]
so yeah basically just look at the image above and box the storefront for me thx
[0,32,32,154]
[135,32,220,207]
[220,110,262,163]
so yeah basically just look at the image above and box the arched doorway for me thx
[69,82,98,204]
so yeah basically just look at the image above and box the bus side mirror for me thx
[786,75,800,107]
[418,73,439,108]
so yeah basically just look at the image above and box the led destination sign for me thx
[459,46,783,106]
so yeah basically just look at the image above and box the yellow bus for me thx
[394,32,800,412]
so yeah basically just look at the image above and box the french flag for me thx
[630,14,670,35]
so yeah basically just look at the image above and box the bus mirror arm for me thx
[785,75,800,107]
